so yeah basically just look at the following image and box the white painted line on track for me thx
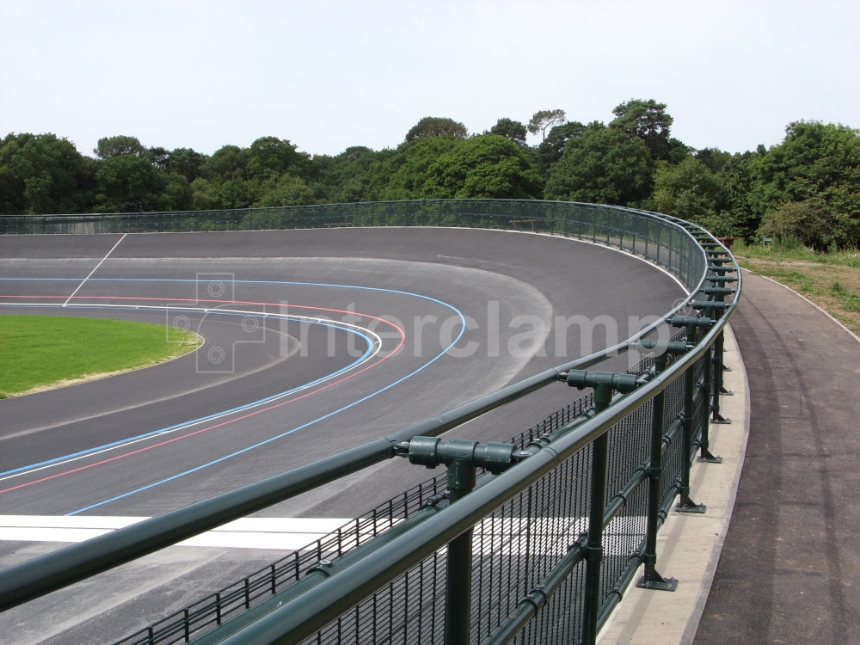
[62,233,127,306]
[0,304,385,484]
[0,515,643,555]
[0,516,353,551]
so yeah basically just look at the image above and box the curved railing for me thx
[1,200,705,292]
[0,200,740,645]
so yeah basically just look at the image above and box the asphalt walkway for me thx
[694,272,860,644]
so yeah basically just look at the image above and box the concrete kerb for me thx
[597,323,750,645]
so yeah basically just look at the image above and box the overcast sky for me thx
[2,0,858,159]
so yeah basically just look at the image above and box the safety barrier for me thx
[0,200,740,644]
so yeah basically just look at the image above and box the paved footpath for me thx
[693,272,860,644]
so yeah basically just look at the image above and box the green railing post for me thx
[679,335,704,511]
[563,370,638,644]
[712,329,733,400]
[670,318,711,514]
[691,300,728,463]
[697,337,724,463]
[400,437,526,645]
[637,343,682,591]
[703,284,735,426]
[445,457,476,645]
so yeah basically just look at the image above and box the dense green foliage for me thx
[423,135,543,199]
[544,126,654,205]
[3,105,859,248]
[404,117,468,143]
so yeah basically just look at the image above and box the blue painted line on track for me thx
[1,277,466,514]
[0,307,375,478]
[67,334,460,515]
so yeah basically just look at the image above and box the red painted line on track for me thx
[0,294,407,495]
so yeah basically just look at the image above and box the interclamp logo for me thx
[165,273,267,374]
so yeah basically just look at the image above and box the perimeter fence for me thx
[0,200,740,645]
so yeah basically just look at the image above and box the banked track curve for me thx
[0,226,686,644]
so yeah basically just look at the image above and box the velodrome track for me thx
[0,228,686,643]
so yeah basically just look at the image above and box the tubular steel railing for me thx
[0,200,741,645]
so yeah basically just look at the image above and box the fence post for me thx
[397,437,526,645]
[702,285,735,426]
[637,347,679,591]
[670,319,711,514]
[562,370,638,644]
[690,300,728,463]
[445,458,476,645]
[583,411,609,644]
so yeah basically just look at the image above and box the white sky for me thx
[1,0,858,159]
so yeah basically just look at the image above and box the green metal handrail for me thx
[198,317,729,645]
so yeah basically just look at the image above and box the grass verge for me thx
[0,315,201,398]
[731,240,860,336]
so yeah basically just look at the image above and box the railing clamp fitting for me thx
[691,300,730,311]
[668,316,716,328]
[399,436,528,475]
[563,370,638,393]
[307,559,335,578]
[584,543,603,564]
[392,441,411,457]
[522,585,549,613]
[647,465,662,481]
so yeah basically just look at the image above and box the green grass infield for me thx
[0,314,201,398]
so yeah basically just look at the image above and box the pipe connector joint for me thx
[402,436,527,475]
[564,370,638,394]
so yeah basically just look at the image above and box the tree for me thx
[527,109,566,141]
[211,177,259,210]
[716,151,760,241]
[695,148,732,174]
[160,173,193,211]
[94,154,165,212]
[487,118,528,145]
[376,137,462,200]
[0,133,88,214]
[94,135,147,159]
[544,128,654,206]
[536,121,593,173]
[258,174,315,206]
[652,157,734,234]
[309,146,393,203]
[148,147,208,182]
[751,121,860,206]
[422,135,543,199]
[246,137,309,181]
[189,178,217,210]
[203,145,249,180]
[609,99,673,161]
[404,117,468,143]
[147,146,171,170]
[666,138,693,165]
[748,121,860,248]
[758,199,849,251]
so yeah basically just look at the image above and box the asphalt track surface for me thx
[0,228,685,644]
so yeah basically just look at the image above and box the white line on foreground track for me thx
[0,516,353,551]
[0,515,644,555]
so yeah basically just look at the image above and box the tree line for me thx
[2,99,858,250]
